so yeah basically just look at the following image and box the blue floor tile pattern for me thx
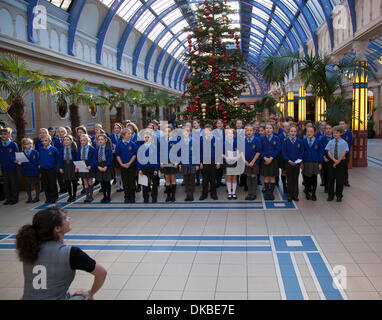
[0,234,346,300]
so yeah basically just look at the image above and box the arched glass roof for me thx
[45,0,381,94]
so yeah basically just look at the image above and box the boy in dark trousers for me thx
[282,126,304,202]
[39,135,59,203]
[116,128,137,203]
[320,124,334,193]
[0,128,19,205]
[244,124,262,200]
[339,120,353,187]
[325,126,349,202]
[199,124,219,200]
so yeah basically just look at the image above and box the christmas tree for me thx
[181,0,252,126]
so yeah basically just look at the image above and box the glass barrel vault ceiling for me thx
[46,0,382,90]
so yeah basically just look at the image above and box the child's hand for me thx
[216,163,220,169]
[200,163,203,169]
[139,170,142,175]
[318,164,322,171]
[300,163,304,171]
[245,161,249,167]
[59,169,64,174]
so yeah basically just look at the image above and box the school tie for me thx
[98,147,103,163]
[3,142,6,147]
[66,147,70,161]
[82,146,85,160]
[334,139,338,159]
[26,150,30,157]
[292,138,295,144]
[124,141,127,146]
[268,135,271,142]
[309,138,313,147]
[247,138,251,143]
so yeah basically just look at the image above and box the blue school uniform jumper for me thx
[282,137,304,201]
[39,145,59,203]
[115,140,137,202]
[302,137,323,200]
[0,139,19,203]
[21,149,40,202]
[260,134,281,200]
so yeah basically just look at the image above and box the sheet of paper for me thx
[295,159,302,164]
[138,174,148,187]
[73,161,89,173]
[15,152,29,163]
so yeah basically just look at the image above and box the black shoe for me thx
[228,194,233,200]
[45,199,50,204]
[59,189,66,194]
[144,198,149,203]
[287,197,293,202]
[196,181,200,186]
[336,195,343,202]
[136,185,141,192]
[32,198,40,203]
[131,199,136,203]
[311,194,317,201]
[117,189,124,193]
[344,183,350,187]
[327,196,334,201]
[292,197,299,202]
[211,194,218,200]
[320,183,324,187]
[199,195,207,201]
[3,200,11,205]
[324,188,328,193]
[9,200,18,205]
[81,189,86,195]
[67,196,73,202]
[26,198,32,204]
[306,193,311,200]
[245,195,252,201]
[124,199,130,204]
[100,197,107,203]
[152,198,157,203]
[232,194,237,200]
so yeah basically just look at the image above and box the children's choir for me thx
[0,118,353,205]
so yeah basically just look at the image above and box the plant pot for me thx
[368,130,375,139]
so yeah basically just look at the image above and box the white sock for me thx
[232,183,237,194]
[226,182,232,194]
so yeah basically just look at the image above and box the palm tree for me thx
[58,80,108,135]
[99,83,125,123]
[261,52,375,123]
[253,95,278,119]
[0,54,64,147]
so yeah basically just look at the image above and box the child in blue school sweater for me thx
[301,126,323,201]
[38,135,59,203]
[19,138,40,203]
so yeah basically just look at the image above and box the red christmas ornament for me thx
[183,116,188,120]
[202,81,211,89]
[222,111,227,115]
[235,35,240,40]
[223,55,229,62]
[187,34,192,39]
[208,58,214,65]
[205,10,211,16]
[223,116,227,119]
[195,95,200,100]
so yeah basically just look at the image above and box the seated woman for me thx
[16,206,107,300]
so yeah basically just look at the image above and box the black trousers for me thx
[328,160,346,198]
[3,169,19,202]
[304,174,317,195]
[26,182,40,200]
[285,163,300,199]
[142,168,158,200]
[184,173,195,195]
[57,170,66,191]
[41,168,58,201]
[65,180,78,198]
[201,163,217,196]
[216,167,224,185]
[344,153,350,183]
[322,161,330,190]
[121,163,137,201]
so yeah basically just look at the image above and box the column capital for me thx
[352,39,369,61]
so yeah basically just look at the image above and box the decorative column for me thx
[278,96,285,117]
[288,91,294,119]
[315,97,326,122]
[298,86,306,121]
[351,61,368,167]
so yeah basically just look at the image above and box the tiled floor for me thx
[0,140,382,300]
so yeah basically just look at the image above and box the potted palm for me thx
[0,54,65,147]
